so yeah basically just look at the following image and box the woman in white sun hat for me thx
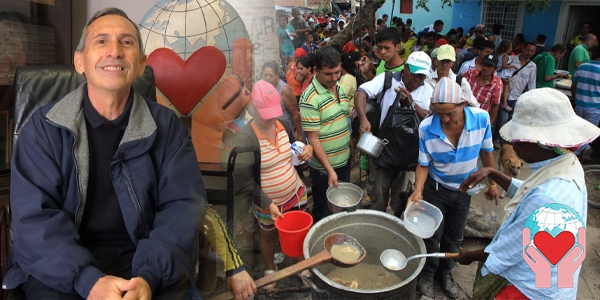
[455,87,600,300]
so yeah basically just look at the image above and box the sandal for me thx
[263,269,277,290]
[298,269,311,286]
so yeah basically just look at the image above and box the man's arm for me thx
[281,86,304,143]
[528,65,537,91]
[132,113,208,293]
[489,103,499,128]
[305,131,339,186]
[9,112,105,297]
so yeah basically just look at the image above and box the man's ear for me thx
[395,43,402,52]
[137,54,147,77]
[74,51,85,75]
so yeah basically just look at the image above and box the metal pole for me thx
[390,0,395,26]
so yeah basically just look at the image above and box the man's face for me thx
[426,37,436,48]
[436,59,454,73]
[480,63,496,77]
[512,142,542,163]
[382,16,388,22]
[582,23,592,34]
[315,63,341,89]
[432,103,465,125]
[586,36,598,48]
[368,26,376,36]
[74,14,146,96]
[402,68,427,92]
[376,40,401,61]
[477,47,494,59]
[292,9,300,18]
[520,44,537,60]
[434,24,443,33]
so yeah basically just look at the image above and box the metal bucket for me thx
[357,132,388,157]
[303,210,425,299]
[326,182,362,214]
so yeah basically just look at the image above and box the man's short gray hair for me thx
[76,7,144,54]
[582,33,597,42]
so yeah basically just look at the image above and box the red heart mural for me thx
[147,47,226,115]
[533,231,575,265]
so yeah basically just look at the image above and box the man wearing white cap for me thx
[355,51,433,213]
[407,77,498,298]
[455,88,597,300]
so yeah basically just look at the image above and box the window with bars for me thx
[400,0,413,14]
[480,0,524,40]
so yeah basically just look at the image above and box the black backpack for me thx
[351,71,393,138]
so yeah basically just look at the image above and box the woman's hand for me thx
[298,144,313,162]
[268,203,282,221]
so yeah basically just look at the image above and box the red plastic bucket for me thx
[275,211,313,257]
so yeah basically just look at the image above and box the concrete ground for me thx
[204,148,600,299]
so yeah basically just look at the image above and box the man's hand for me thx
[227,270,257,300]
[298,144,313,162]
[394,85,413,107]
[88,275,129,300]
[359,118,371,136]
[454,247,474,265]
[358,56,372,74]
[327,170,339,187]
[119,277,151,300]
[406,189,422,207]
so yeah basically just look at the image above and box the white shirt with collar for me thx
[507,54,537,100]
[458,58,477,75]
[357,71,433,126]
[426,69,479,107]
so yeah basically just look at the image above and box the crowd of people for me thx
[4,5,598,300]
[268,8,599,300]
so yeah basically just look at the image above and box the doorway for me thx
[555,3,600,70]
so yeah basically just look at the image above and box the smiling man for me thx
[299,46,351,223]
[5,8,238,300]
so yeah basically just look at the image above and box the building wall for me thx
[274,0,304,7]
[376,0,453,33]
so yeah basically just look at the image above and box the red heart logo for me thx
[147,47,226,115]
[533,231,575,265]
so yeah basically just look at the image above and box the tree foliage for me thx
[416,0,551,14]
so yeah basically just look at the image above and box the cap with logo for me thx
[481,54,499,67]
[436,45,456,62]
[406,51,432,75]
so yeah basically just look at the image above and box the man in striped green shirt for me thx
[300,46,351,223]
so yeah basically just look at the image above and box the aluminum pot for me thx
[326,182,362,214]
[303,210,425,299]
[357,132,388,157]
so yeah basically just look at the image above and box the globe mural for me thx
[137,0,253,163]
[139,0,249,66]
[524,203,584,241]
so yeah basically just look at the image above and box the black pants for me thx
[21,245,199,299]
[421,176,471,277]
[309,162,351,224]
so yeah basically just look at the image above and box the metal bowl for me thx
[326,182,363,213]
[357,132,388,157]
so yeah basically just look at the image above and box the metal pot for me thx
[326,183,362,214]
[303,210,425,299]
[357,132,388,157]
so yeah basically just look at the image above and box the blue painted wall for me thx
[451,0,481,33]
[376,0,453,33]
[521,1,561,46]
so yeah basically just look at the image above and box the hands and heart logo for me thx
[522,203,586,288]
[147,47,226,116]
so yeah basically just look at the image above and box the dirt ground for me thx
[203,148,600,300]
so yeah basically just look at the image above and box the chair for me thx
[12,65,156,143]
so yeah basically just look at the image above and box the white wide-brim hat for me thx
[500,88,600,148]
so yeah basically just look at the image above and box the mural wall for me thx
[83,0,280,162]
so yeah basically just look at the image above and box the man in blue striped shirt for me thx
[455,88,598,299]
[407,77,498,298]
[571,52,600,158]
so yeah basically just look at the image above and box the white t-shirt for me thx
[458,58,477,75]
[357,71,433,126]
[425,70,480,107]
